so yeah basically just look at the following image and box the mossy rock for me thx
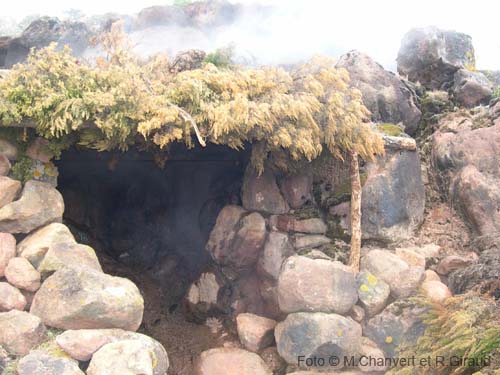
[376,123,405,136]
[292,205,322,220]
[314,172,368,208]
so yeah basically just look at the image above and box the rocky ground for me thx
[0,13,499,375]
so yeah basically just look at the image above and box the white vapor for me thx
[3,0,500,70]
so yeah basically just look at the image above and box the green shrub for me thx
[203,45,234,68]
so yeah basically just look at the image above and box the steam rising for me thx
[3,0,500,70]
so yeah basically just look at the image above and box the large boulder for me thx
[133,1,239,30]
[337,51,421,135]
[0,180,64,234]
[56,328,168,370]
[364,300,425,357]
[242,165,289,214]
[0,310,47,356]
[194,347,271,375]
[87,339,168,375]
[206,205,266,272]
[275,312,362,368]
[30,266,144,331]
[329,145,425,243]
[452,69,493,107]
[277,256,357,314]
[361,249,424,298]
[432,119,500,235]
[397,27,476,90]
[17,223,76,268]
[17,350,84,375]
[0,232,16,277]
[133,5,187,29]
[1,17,92,68]
[0,176,21,209]
[360,148,425,242]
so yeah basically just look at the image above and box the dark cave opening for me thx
[55,143,250,312]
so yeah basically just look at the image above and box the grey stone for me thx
[0,176,21,209]
[207,206,266,271]
[17,350,84,375]
[17,223,76,268]
[257,231,294,281]
[397,27,476,90]
[242,165,289,214]
[5,257,41,292]
[364,300,425,357]
[0,180,64,234]
[87,339,168,375]
[361,149,425,242]
[452,69,493,107]
[432,121,500,236]
[356,271,390,317]
[276,216,327,234]
[194,347,271,375]
[56,328,168,372]
[0,232,16,277]
[37,242,102,276]
[337,51,421,135]
[1,17,92,68]
[0,310,47,356]
[278,256,357,314]
[358,337,388,373]
[293,234,331,250]
[30,266,144,331]
[329,148,425,243]
[361,249,424,298]
[275,312,362,368]
[279,170,313,209]
[0,282,26,311]
[236,313,277,352]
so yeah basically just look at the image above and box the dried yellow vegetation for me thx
[0,23,383,172]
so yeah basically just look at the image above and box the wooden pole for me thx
[349,151,362,272]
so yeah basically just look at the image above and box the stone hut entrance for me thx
[55,144,251,373]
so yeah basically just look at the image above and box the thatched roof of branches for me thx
[0,23,384,172]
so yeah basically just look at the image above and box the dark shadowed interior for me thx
[55,144,250,310]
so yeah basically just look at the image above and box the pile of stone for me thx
[0,141,168,374]
[3,24,496,374]
[398,26,494,107]
[186,154,454,374]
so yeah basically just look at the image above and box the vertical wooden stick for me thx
[349,151,362,272]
